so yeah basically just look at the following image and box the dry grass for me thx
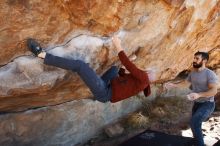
[126,112,150,128]
[125,96,192,129]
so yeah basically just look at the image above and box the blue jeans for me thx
[190,101,215,146]
[44,53,118,102]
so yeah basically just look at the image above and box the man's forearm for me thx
[118,51,145,80]
[198,88,217,98]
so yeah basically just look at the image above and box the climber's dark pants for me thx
[44,53,118,102]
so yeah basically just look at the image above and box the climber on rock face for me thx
[164,51,218,146]
[27,36,154,103]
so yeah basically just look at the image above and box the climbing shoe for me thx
[27,38,42,56]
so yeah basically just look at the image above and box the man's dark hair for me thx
[194,51,209,61]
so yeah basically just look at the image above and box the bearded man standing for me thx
[164,51,218,146]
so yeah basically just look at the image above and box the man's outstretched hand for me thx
[163,82,177,90]
[112,35,124,54]
[158,82,177,94]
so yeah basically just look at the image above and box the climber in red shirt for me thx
[27,36,153,103]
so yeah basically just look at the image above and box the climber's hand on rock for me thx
[112,35,123,53]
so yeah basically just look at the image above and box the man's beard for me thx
[193,61,203,68]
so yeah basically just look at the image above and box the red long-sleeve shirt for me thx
[110,51,151,103]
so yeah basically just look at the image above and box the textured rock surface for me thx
[0,0,220,112]
[0,98,142,146]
